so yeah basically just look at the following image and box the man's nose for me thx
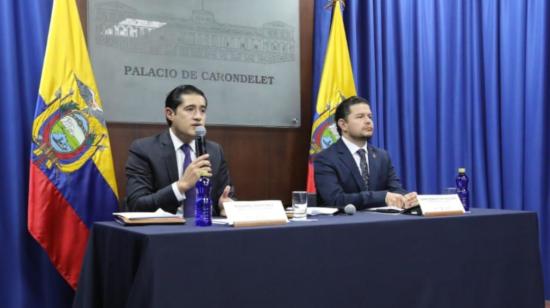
[192,111,203,120]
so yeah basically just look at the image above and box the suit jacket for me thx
[125,130,233,215]
[314,138,407,209]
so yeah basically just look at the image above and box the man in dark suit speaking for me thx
[125,85,233,217]
[314,96,417,210]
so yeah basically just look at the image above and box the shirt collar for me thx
[341,136,368,156]
[169,128,195,153]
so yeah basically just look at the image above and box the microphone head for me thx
[195,126,206,137]
[344,204,356,215]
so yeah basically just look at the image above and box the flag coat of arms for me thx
[307,0,357,192]
[28,0,118,289]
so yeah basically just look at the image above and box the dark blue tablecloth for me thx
[73,208,544,308]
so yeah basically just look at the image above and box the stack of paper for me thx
[307,207,338,215]
[113,209,185,225]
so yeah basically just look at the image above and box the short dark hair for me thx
[165,85,208,126]
[334,96,371,135]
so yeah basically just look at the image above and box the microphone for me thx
[336,204,356,215]
[195,126,207,156]
[344,204,356,215]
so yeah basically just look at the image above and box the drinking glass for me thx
[292,191,308,219]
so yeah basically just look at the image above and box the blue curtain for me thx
[314,0,550,298]
[0,0,74,307]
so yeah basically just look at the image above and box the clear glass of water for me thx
[292,191,308,219]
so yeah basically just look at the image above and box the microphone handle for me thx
[195,136,207,156]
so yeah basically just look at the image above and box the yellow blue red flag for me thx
[27,0,118,289]
[307,0,357,191]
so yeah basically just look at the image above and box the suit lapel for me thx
[160,131,179,182]
[205,142,221,175]
[367,144,379,189]
[336,139,366,191]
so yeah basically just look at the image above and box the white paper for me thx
[212,218,234,226]
[223,200,288,225]
[290,218,319,222]
[417,194,465,215]
[307,207,338,215]
[113,208,180,220]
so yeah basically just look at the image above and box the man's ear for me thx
[337,118,347,133]
[165,107,175,122]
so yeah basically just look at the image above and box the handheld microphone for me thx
[195,126,207,156]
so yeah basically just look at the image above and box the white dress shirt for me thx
[169,128,196,201]
[341,136,370,175]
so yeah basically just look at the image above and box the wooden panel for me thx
[82,0,314,206]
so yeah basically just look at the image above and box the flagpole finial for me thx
[325,0,345,10]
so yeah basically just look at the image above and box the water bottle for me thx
[456,168,470,212]
[195,177,212,226]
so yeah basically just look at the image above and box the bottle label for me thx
[195,177,212,226]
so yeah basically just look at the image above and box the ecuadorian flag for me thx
[307,0,357,191]
[28,0,118,289]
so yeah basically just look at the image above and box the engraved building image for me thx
[93,2,296,64]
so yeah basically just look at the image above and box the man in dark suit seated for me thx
[314,96,417,210]
[125,85,233,217]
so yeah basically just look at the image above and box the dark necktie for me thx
[182,143,195,217]
[357,149,369,190]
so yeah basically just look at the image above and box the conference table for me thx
[73,208,544,308]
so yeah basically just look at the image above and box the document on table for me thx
[307,207,339,215]
[223,200,288,227]
[113,208,185,225]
